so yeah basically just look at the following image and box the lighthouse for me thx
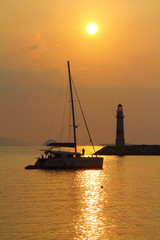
[116,104,125,147]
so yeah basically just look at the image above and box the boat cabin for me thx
[43,150,81,159]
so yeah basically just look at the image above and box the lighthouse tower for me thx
[116,104,125,147]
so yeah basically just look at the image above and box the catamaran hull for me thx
[25,157,103,170]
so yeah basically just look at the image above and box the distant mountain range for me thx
[0,137,33,146]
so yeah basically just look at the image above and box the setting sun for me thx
[87,23,97,34]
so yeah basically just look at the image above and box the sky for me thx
[1,0,160,145]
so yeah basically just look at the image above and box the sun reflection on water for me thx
[73,170,105,240]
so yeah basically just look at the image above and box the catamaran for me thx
[25,61,103,169]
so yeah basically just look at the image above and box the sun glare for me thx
[87,23,97,34]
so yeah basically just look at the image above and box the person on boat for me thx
[82,148,85,155]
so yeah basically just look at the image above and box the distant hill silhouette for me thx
[43,139,57,146]
[0,136,32,146]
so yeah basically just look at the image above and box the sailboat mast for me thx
[67,61,77,153]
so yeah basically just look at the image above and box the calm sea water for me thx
[0,146,160,240]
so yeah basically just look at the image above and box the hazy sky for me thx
[1,0,160,145]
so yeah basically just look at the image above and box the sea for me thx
[0,146,160,240]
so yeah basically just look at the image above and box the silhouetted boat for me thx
[25,61,103,170]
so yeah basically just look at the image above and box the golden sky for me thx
[1,0,160,144]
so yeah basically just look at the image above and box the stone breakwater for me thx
[95,145,160,156]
